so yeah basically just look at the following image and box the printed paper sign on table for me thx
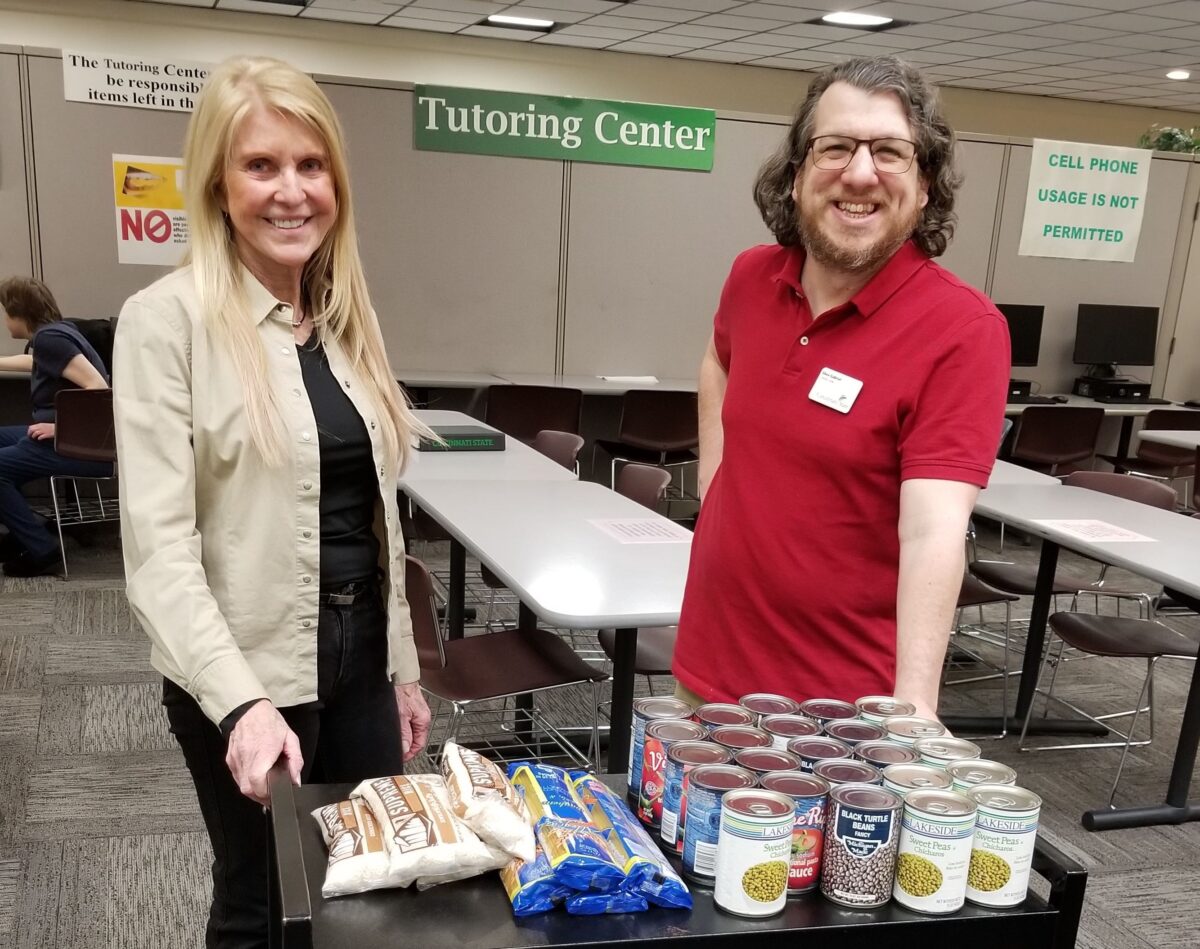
[1018,139,1150,262]
[113,155,188,266]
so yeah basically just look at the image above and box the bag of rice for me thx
[311,798,391,898]
[352,774,507,889]
[441,742,534,863]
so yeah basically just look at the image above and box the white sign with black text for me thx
[63,51,210,113]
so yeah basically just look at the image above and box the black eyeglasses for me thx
[806,135,918,174]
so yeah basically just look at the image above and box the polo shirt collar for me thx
[770,238,929,319]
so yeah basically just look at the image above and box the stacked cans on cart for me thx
[628,692,1042,919]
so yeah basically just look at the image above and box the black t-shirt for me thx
[29,322,110,422]
[296,335,380,588]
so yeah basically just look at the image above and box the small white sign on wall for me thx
[64,51,210,113]
[1018,138,1151,263]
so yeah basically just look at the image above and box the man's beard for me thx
[796,196,922,274]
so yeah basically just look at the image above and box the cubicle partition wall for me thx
[2,48,1198,397]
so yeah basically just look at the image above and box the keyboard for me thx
[1092,396,1173,405]
[1007,395,1058,404]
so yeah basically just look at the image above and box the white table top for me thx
[1138,430,1200,450]
[975,484,1200,601]
[493,372,698,394]
[402,410,576,485]
[399,479,691,628]
[987,459,1062,487]
[396,369,507,388]
[1003,394,1188,417]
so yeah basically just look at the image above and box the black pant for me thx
[164,587,405,949]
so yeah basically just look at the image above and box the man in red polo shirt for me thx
[672,56,1009,722]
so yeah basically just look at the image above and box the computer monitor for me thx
[996,304,1044,368]
[1073,304,1159,374]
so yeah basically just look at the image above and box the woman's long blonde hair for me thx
[182,56,429,469]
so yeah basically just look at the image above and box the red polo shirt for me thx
[673,240,1009,705]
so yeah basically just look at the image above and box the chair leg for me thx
[50,477,69,579]
[1018,641,1048,752]
[590,681,603,772]
[1108,658,1157,807]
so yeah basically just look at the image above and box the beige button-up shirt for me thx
[114,266,418,726]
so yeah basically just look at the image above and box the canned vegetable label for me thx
[820,784,902,908]
[761,771,829,895]
[638,719,708,827]
[893,789,976,915]
[681,764,757,883]
[714,789,795,918]
[966,785,1042,908]
[660,741,733,854]
[628,697,693,798]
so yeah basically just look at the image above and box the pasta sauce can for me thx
[637,718,708,827]
[681,764,756,885]
[660,741,733,854]
[627,697,693,800]
[714,789,795,918]
[760,770,830,896]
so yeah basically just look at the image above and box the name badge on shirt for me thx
[808,367,863,414]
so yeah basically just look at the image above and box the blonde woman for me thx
[114,57,433,948]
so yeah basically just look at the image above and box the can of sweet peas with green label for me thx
[714,789,795,918]
[965,785,1042,908]
[893,789,977,915]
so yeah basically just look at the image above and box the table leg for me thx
[1083,587,1200,830]
[447,540,466,640]
[945,539,1106,737]
[1115,416,1134,463]
[606,626,638,773]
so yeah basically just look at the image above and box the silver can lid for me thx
[915,736,982,762]
[968,784,1043,812]
[787,736,852,760]
[711,725,773,750]
[829,782,903,812]
[886,716,947,742]
[739,693,801,717]
[946,759,1017,787]
[734,748,804,774]
[761,771,830,798]
[882,763,953,791]
[855,696,917,719]
[688,763,758,792]
[813,759,882,786]
[695,703,756,728]
[856,741,920,767]
[645,718,709,743]
[905,788,976,818]
[667,740,734,767]
[634,696,695,720]
[723,788,795,819]
[761,714,821,739]
[825,720,888,744]
[799,698,858,721]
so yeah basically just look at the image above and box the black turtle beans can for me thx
[761,714,821,750]
[825,719,888,747]
[882,763,953,797]
[628,697,693,798]
[761,771,830,896]
[638,718,708,827]
[799,698,859,726]
[714,789,796,917]
[855,695,917,724]
[661,741,733,854]
[813,758,882,789]
[894,789,977,915]
[947,759,1017,793]
[694,702,755,732]
[787,735,852,772]
[681,764,757,884]
[855,740,920,769]
[820,784,903,909]
[966,785,1042,908]
[733,747,803,780]
[885,716,947,746]
[711,724,773,754]
[914,736,982,770]
[739,692,801,724]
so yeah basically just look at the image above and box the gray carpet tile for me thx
[11,842,64,949]
[0,860,17,937]
[0,693,41,745]
[42,641,155,685]
[34,687,85,757]
[80,684,174,755]
[0,637,45,693]
[53,591,140,641]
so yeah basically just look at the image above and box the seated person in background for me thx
[0,276,112,576]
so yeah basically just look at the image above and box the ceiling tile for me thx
[730,2,812,21]
[890,23,990,41]
[878,0,999,10]
[991,1,1106,22]
[900,48,978,65]
[675,48,756,61]
[1019,22,1125,42]
[1139,1,1200,22]
[929,41,1022,58]
[580,13,676,28]
[215,0,302,13]
[934,12,1048,32]
[706,39,805,54]
[1075,11,1194,32]
[1043,41,1145,58]
[557,22,647,37]
[756,21,859,40]
[638,0,742,12]
[602,4,698,21]
[410,0,504,14]
[658,23,755,39]
[748,56,819,69]
[854,2,960,21]
[309,0,405,11]
[691,12,807,30]
[459,23,541,37]
[1001,48,1091,65]
[388,7,481,22]
[531,31,613,45]
[512,0,623,11]
[380,15,464,29]
[810,40,905,55]
[300,7,390,20]
[607,39,695,53]
[1111,31,1200,51]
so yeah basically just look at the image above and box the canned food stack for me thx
[625,692,1043,918]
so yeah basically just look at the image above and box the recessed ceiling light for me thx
[822,11,894,27]
[1166,69,1191,80]
[485,14,556,30]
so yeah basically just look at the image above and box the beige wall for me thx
[1,0,1198,147]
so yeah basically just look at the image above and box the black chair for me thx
[1097,409,1200,496]
[592,389,699,490]
[65,318,117,375]
[943,573,1020,739]
[49,388,118,578]
[596,464,679,689]
[1009,406,1105,475]
[407,555,608,768]
[485,385,581,444]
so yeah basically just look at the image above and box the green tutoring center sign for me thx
[413,85,716,172]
